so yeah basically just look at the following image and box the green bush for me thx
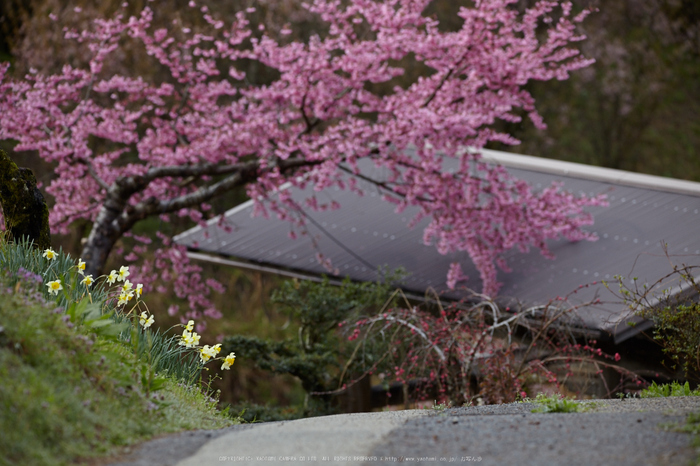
[223,273,402,418]
[615,264,700,379]
[646,303,700,376]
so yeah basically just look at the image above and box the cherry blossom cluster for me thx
[0,0,603,319]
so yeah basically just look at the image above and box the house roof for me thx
[173,148,700,344]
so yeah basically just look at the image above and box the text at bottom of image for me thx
[218,456,483,462]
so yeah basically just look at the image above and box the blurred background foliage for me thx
[492,0,700,180]
[0,0,699,412]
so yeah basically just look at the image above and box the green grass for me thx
[529,393,583,413]
[0,240,240,466]
[640,381,700,398]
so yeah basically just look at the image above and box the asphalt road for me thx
[105,397,700,466]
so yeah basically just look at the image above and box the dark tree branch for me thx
[422,68,455,108]
[75,158,110,191]
[338,164,433,203]
[81,155,323,277]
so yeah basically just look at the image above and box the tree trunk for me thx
[80,190,131,279]
[80,222,119,279]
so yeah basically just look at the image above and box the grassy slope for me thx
[0,266,238,466]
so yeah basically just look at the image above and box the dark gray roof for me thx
[174,148,700,344]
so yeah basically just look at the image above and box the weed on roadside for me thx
[529,393,583,413]
[431,400,453,412]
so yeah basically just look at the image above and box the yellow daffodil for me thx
[46,279,62,295]
[178,329,192,347]
[222,352,236,370]
[179,329,200,348]
[121,280,133,293]
[80,274,94,287]
[42,248,57,260]
[117,291,134,307]
[135,283,143,298]
[106,270,118,285]
[211,343,222,354]
[77,258,86,274]
[185,320,194,332]
[199,350,212,363]
[199,345,218,363]
[139,312,155,329]
[117,265,130,282]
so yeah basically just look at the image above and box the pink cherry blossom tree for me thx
[0,0,605,322]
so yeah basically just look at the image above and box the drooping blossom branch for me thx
[339,288,641,405]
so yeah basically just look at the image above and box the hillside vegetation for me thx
[0,239,239,466]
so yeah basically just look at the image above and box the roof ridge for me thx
[477,148,700,197]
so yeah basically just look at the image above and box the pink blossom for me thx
[446,263,468,290]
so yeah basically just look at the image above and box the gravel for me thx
[372,398,700,466]
[101,397,700,466]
